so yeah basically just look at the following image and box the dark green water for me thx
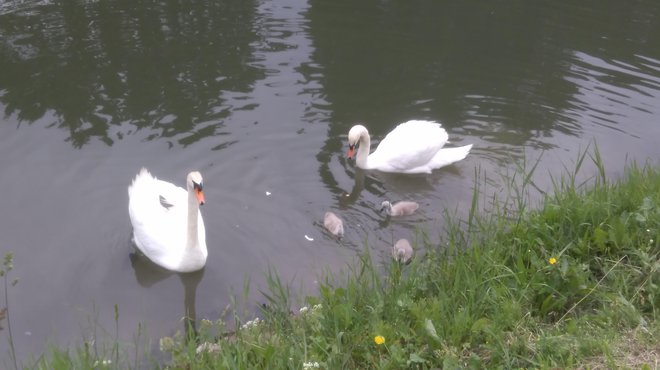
[1,0,659,363]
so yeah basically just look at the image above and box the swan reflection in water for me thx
[341,164,462,206]
[129,252,205,339]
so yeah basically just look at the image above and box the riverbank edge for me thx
[22,154,660,369]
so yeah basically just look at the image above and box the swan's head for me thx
[187,171,205,205]
[347,125,368,159]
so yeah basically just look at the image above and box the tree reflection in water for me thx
[0,0,262,148]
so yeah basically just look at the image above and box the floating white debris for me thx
[266,191,271,196]
[304,235,314,241]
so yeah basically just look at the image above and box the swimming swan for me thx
[392,239,413,264]
[323,211,344,238]
[380,200,419,216]
[347,120,472,174]
[128,168,207,272]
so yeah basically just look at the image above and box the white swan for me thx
[347,120,472,174]
[128,168,207,272]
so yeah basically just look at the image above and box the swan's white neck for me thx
[356,128,372,169]
[187,188,200,250]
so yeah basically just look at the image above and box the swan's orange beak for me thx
[196,189,205,205]
[347,145,355,159]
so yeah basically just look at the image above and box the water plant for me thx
[1,252,19,370]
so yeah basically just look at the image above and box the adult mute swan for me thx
[347,120,472,174]
[128,168,207,273]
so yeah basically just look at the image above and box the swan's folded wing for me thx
[370,120,449,171]
[129,178,188,255]
[159,195,174,210]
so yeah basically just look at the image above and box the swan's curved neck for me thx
[356,130,371,169]
[187,189,200,249]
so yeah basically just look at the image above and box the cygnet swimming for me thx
[392,239,413,264]
[323,211,344,237]
[380,200,419,216]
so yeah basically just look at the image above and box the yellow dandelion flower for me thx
[549,257,557,265]
[374,335,385,345]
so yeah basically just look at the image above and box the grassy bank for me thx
[16,153,660,369]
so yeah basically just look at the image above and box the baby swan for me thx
[380,200,419,216]
[392,239,413,264]
[323,211,344,238]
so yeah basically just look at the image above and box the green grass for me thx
[10,149,660,369]
[156,150,659,369]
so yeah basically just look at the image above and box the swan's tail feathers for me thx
[431,144,473,169]
[128,167,154,195]
[136,167,153,181]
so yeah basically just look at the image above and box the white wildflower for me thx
[303,361,320,369]
[196,342,221,354]
[241,317,262,330]
[299,306,309,314]
[159,336,175,352]
[200,318,213,330]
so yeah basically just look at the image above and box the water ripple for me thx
[563,51,660,139]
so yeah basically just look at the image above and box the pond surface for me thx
[1,0,660,363]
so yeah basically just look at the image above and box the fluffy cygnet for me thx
[392,239,413,264]
[323,211,344,237]
[380,200,419,216]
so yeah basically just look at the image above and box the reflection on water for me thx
[2,0,659,154]
[565,52,660,136]
[307,0,660,164]
[0,0,261,148]
[2,0,660,365]
[130,252,204,338]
